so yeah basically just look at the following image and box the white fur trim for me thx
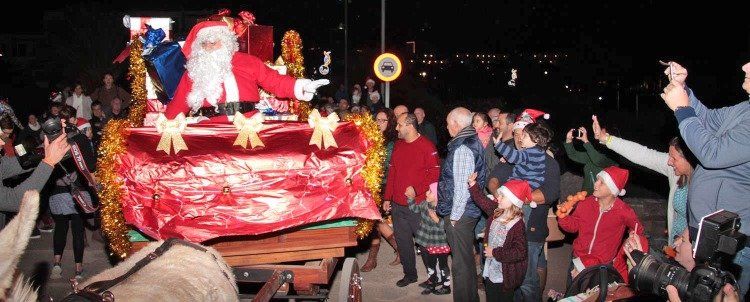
[499,186,524,208]
[543,113,550,119]
[572,257,586,272]
[597,171,624,196]
[223,73,239,103]
[513,121,529,130]
[295,79,312,101]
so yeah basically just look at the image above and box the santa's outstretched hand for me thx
[295,79,330,101]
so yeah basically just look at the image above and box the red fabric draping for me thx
[117,121,381,242]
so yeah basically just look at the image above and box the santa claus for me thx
[164,21,328,119]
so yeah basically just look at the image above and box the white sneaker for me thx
[50,264,62,280]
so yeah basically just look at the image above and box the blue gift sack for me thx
[143,41,185,105]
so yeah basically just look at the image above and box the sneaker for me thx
[50,264,62,280]
[38,224,54,233]
[432,285,451,295]
[396,277,417,287]
[418,279,433,289]
[74,270,84,280]
[420,287,434,295]
[30,228,41,239]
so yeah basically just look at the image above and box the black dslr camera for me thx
[12,117,80,169]
[41,117,79,143]
[629,210,746,302]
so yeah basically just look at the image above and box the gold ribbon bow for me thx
[156,113,188,155]
[232,112,265,149]
[308,109,339,149]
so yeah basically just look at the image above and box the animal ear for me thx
[0,190,40,298]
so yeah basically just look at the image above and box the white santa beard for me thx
[186,47,234,111]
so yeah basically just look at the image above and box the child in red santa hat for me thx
[468,173,529,301]
[558,166,649,283]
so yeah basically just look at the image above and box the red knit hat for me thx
[497,179,532,208]
[76,118,90,130]
[597,166,629,196]
[181,21,232,58]
[513,108,550,130]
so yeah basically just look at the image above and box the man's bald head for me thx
[393,105,409,117]
[446,107,473,137]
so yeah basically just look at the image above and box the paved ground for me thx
[14,172,661,301]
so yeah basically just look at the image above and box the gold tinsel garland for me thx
[345,113,386,239]
[97,38,148,258]
[281,30,309,120]
[281,30,304,78]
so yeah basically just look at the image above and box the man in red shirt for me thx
[383,112,440,287]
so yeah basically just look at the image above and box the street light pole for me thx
[344,0,348,91]
[381,0,390,108]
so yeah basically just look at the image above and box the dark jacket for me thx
[436,126,486,218]
[469,183,528,291]
[417,120,438,146]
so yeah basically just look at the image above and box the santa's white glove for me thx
[294,79,330,101]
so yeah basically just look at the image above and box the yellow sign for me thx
[373,53,402,82]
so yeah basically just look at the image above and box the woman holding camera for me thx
[563,126,617,194]
[48,106,97,281]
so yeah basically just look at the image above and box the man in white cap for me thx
[164,21,328,120]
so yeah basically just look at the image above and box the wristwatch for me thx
[674,105,690,112]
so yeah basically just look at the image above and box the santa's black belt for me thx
[195,102,255,118]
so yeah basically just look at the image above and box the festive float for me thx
[98,10,381,301]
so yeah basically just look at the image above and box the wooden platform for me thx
[130,226,358,266]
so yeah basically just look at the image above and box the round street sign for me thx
[373,53,402,82]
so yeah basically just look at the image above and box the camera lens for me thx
[629,251,691,300]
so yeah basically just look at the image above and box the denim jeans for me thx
[514,241,545,302]
[732,246,750,300]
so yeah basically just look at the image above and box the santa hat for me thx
[572,254,605,272]
[497,179,532,208]
[513,108,550,130]
[181,21,234,58]
[365,78,375,86]
[76,118,91,130]
[597,166,629,196]
[369,91,381,102]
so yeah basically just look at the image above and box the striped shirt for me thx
[494,142,546,190]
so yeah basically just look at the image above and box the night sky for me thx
[1,1,748,101]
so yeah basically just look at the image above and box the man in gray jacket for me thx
[0,126,71,227]
[661,61,750,298]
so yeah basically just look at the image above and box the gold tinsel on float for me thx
[281,30,312,120]
[97,38,148,258]
[345,113,386,239]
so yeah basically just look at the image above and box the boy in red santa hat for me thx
[558,166,649,283]
[164,21,329,120]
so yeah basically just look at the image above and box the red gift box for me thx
[239,25,274,62]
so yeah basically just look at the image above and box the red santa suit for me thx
[164,21,309,119]
[165,53,296,118]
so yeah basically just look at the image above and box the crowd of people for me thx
[344,60,750,302]
[0,56,748,302]
[0,72,132,281]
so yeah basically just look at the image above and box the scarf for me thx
[28,122,41,131]
[476,125,493,148]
